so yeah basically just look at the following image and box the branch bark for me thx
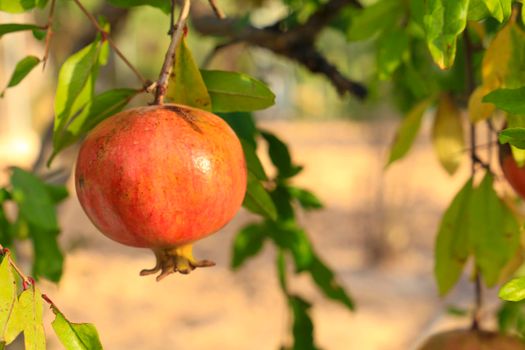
[154,0,191,105]
[191,0,367,99]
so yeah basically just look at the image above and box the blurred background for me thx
[0,0,503,349]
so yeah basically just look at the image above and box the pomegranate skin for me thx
[500,143,525,200]
[75,104,247,249]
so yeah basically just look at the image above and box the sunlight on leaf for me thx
[423,0,469,69]
[51,307,103,350]
[166,38,211,111]
[500,277,525,302]
[201,70,275,113]
[0,255,17,344]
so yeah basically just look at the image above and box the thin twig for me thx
[208,0,226,19]
[464,28,484,332]
[190,0,367,99]
[0,245,31,287]
[1,245,62,309]
[42,0,56,70]
[153,0,191,105]
[72,0,149,87]
[168,0,176,35]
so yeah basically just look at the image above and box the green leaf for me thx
[7,287,46,349]
[468,0,492,20]
[276,250,288,292]
[1,56,40,96]
[0,206,12,247]
[269,223,314,272]
[10,168,58,231]
[505,116,525,165]
[471,173,520,287]
[201,70,276,113]
[484,87,525,115]
[52,88,139,156]
[286,186,323,211]
[0,189,11,203]
[260,130,302,179]
[270,186,295,222]
[231,223,267,269]
[435,173,519,294]
[243,172,277,221]
[500,277,525,302]
[498,300,525,336]
[468,0,512,22]
[308,256,354,311]
[29,223,63,282]
[347,0,403,41]
[431,93,465,175]
[44,184,69,204]
[423,0,469,69]
[446,305,468,317]
[51,307,103,350]
[499,127,525,149]
[0,23,43,37]
[377,28,409,80]
[0,0,47,13]
[386,99,432,167]
[107,0,170,13]
[0,254,17,344]
[53,39,106,151]
[166,38,211,111]
[219,112,258,148]
[241,140,267,181]
[287,296,318,350]
[435,178,473,295]
[32,28,46,40]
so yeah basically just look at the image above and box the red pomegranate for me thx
[75,104,247,280]
[500,143,525,200]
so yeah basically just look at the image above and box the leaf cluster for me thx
[0,251,103,350]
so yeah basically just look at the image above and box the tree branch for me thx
[73,0,148,86]
[191,0,367,99]
[42,0,56,70]
[154,0,191,105]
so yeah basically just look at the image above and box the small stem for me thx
[168,0,175,35]
[153,0,191,105]
[42,0,56,70]
[0,245,31,288]
[72,0,149,87]
[208,0,226,19]
[1,245,63,310]
[472,272,482,330]
[464,27,484,332]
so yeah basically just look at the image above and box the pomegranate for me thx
[75,104,247,280]
[418,329,525,350]
[500,143,525,199]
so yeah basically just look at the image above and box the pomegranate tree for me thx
[75,104,247,280]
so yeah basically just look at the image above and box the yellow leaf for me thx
[166,38,212,111]
[468,85,496,122]
[482,19,512,86]
[432,94,465,175]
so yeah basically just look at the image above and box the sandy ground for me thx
[9,118,502,350]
